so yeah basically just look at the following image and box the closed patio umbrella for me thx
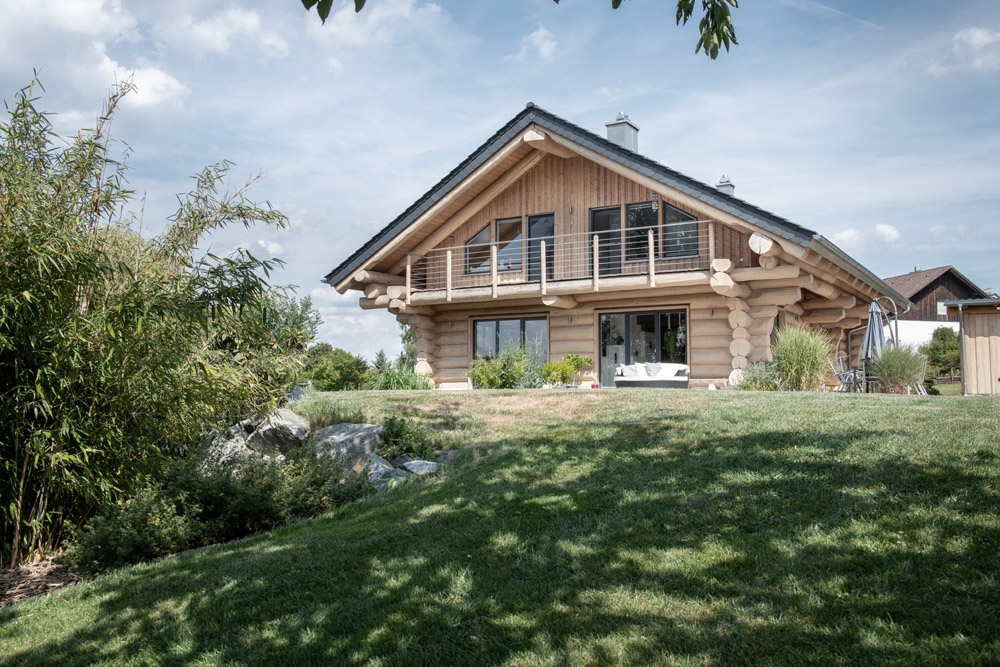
[859,300,888,391]
[860,301,887,361]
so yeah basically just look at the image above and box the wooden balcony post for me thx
[708,220,716,266]
[491,243,498,299]
[648,228,656,288]
[593,234,600,292]
[540,240,547,295]
[405,254,411,305]
[446,249,452,302]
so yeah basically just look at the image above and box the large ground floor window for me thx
[599,309,687,387]
[474,317,547,361]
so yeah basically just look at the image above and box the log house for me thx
[324,105,910,388]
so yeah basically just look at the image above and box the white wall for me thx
[887,320,958,349]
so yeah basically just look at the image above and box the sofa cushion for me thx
[646,363,662,376]
[618,365,638,378]
[635,363,648,377]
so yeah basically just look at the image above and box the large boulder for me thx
[285,385,308,404]
[309,423,383,467]
[246,408,310,455]
[202,424,254,470]
[400,460,440,475]
[365,453,410,491]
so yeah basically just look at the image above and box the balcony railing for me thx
[405,222,713,299]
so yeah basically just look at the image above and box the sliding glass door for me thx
[598,309,687,386]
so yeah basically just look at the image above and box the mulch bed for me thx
[1,557,79,607]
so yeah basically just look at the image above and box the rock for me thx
[390,454,414,467]
[432,449,458,466]
[246,408,310,455]
[309,423,383,467]
[401,460,440,475]
[285,385,308,404]
[202,426,253,470]
[365,453,409,491]
[240,415,263,434]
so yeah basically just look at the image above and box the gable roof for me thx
[323,103,909,307]
[883,266,989,300]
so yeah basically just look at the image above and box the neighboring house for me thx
[882,266,991,350]
[943,298,1000,396]
[324,104,909,389]
[883,266,990,322]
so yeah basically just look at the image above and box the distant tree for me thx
[921,327,961,374]
[372,349,390,372]
[397,323,416,371]
[304,342,334,373]
[311,348,369,391]
[301,0,739,59]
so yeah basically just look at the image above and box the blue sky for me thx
[2,0,998,359]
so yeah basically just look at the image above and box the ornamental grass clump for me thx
[365,366,433,390]
[871,343,927,394]
[772,325,834,391]
[737,362,780,391]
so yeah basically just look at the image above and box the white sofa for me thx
[614,362,690,389]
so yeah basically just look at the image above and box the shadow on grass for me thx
[4,411,1000,664]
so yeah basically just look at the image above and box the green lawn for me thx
[3,390,1000,665]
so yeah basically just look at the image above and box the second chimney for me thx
[605,112,639,152]
[716,175,735,196]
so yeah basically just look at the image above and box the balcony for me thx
[404,222,714,305]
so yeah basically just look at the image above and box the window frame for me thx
[494,217,524,274]
[624,201,658,264]
[659,203,700,260]
[464,223,492,275]
[473,316,548,361]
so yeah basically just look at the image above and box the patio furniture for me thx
[829,357,862,393]
[614,362,690,389]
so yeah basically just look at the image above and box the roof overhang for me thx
[324,103,908,306]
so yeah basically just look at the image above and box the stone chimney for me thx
[605,112,639,152]
[716,175,735,196]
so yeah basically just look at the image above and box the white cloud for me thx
[928,27,1000,76]
[831,227,865,253]
[152,8,289,59]
[258,239,284,256]
[874,223,900,243]
[123,64,190,109]
[508,25,558,62]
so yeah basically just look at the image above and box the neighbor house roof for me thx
[883,266,989,300]
[323,103,909,307]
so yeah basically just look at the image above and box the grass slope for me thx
[3,390,1000,665]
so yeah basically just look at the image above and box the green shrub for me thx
[311,348,369,391]
[542,361,575,386]
[737,362,780,391]
[467,346,545,389]
[772,326,833,391]
[0,80,309,566]
[872,343,927,394]
[61,451,370,574]
[365,366,432,390]
[920,326,961,374]
[378,416,434,460]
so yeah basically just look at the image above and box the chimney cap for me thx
[715,174,735,195]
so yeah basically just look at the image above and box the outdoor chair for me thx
[829,357,861,393]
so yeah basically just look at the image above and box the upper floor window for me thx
[625,202,657,262]
[465,224,491,274]
[495,218,523,272]
[661,203,699,258]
